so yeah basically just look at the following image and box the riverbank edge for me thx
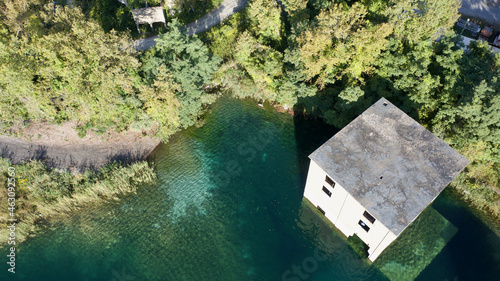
[266,98,500,232]
[0,120,161,173]
[0,159,157,247]
[222,95,500,231]
[447,182,500,235]
[1,96,498,248]
[0,123,161,246]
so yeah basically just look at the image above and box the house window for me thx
[358,220,370,232]
[363,211,376,224]
[322,186,332,197]
[317,206,326,215]
[325,175,335,187]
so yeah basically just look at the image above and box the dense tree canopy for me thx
[209,0,499,216]
[0,0,498,216]
[385,0,460,43]
[248,0,283,46]
[296,2,393,85]
[142,20,221,129]
[0,4,141,132]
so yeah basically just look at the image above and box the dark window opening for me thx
[317,206,325,215]
[325,175,335,187]
[363,211,376,224]
[358,220,370,232]
[322,186,332,197]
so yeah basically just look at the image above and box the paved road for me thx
[133,0,249,51]
[460,0,500,27]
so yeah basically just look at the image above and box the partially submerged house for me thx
[303,98,469,261]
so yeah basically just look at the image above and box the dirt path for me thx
[0,122,159,172]
[133,0,249,51]
[1,1,250,171]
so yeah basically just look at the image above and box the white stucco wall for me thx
[303,160,397,261]
[368,230,397,261]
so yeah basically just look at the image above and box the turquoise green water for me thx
[374,206,458,281]
[2,97,500,280]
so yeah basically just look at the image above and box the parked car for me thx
[493,32,500,47]
[479,25,494,41]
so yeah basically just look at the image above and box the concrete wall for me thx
[303,160,397,261]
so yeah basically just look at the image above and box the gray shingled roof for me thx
[309,98,469,236]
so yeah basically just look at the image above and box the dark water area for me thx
[415,189,500,281]
[1,97,499,281]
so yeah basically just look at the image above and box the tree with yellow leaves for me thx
[296,2,392,87]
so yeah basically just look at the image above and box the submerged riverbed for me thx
[2,97,499,280]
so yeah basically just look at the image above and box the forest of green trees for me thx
[0,0,499,218]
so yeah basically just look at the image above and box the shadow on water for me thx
[2,96,499,281]
[292,103,338,191]
[290,99,391,281]
[291,94,500,281]
[416,189,500,281]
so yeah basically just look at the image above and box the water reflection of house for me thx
[303,98,469,261]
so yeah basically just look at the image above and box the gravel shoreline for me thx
[0,122,160,172]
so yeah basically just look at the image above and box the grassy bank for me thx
[451,173,500,219]
[448,143,500,227]
[0,158,156,246]
[449,174,500,235]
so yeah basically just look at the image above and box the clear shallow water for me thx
[2,97,499,281]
